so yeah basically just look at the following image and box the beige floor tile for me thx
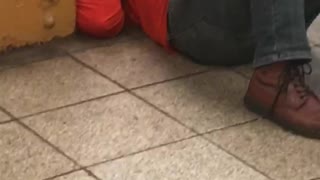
[0,122,76,180]
[134,70,257,133]
[51,171,96,180]
[0,110,10,122]
[22,93,193,166]
[90,137,269,180]
[206,120,320,180]
[0,57,122,117]
[73,37,207,88]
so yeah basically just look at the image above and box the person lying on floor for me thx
[77,0,320,139]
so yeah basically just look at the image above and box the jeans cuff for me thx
[253,50,312,67]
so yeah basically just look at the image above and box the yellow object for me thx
[0,0,75,51]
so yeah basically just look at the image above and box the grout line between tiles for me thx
[0,90,127,123]
[0,119,15,125]
[68,52,212,91]
[201,135,275,180]
[18,90,127,120]
[0,107,14,119]
[84,134,200,169]
[310,178,320,180]
[0,107,102,180]
[0,107,13,124]
[129,69,212,90]
[202,118,259,134]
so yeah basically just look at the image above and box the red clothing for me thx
[124,0,170,49]
[76,0,170,49]
[76,0,125,38]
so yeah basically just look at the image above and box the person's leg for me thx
[251,0,311,67]
[168,0,254,66]
[245,0,320,138]
[251,0,320,67]
[168,0,319,66]
[76,0,125,38]
[169,0,320,138]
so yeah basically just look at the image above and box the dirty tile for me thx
[0,43,65,71]
[90,137,269,180]
[233,64,253,79]
[0,57,122,117]
[0,122,76,180]
[0,110,10,122]
[73,37,207,88]
[51,171,95,180]
[134,70,256,133]
[22,93,193,166]
[52,29,144,53]
[206,120,320,180]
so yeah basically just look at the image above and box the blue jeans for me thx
[168,0,320,67]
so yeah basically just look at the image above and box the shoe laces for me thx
[271,62,315,111]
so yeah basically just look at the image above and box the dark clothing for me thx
[168,0,320,67]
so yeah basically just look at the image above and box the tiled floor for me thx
[0,24,320,180]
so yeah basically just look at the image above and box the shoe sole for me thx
[244,95,320,139]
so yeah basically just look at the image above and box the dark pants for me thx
[168,0,320,67]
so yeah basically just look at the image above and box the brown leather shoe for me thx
[244,62,320,138]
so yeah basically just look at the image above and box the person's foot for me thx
[244,61,320,138]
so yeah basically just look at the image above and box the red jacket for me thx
[125,0,170,49]
[77,0,170,49]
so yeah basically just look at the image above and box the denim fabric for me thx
[168,0,320,67]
